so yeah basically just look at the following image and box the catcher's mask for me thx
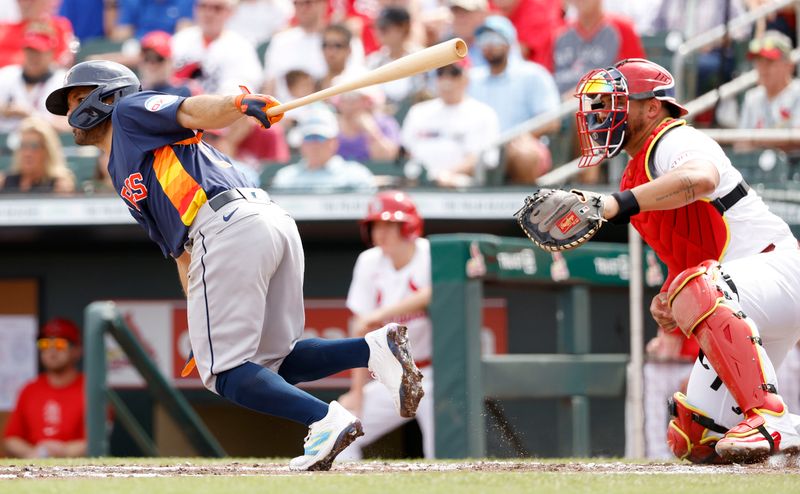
[360,190,423,246]
[574,58,688,168]
[46,60,141,130]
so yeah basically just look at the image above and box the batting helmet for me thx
[360,190,423,246]
[46,60,141,130]
[574,58,688,168]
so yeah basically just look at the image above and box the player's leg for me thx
[667,255,800,462]
[277,337,370,384]
[188,200,362,470]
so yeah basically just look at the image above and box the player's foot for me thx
[365,323,424,418]
[289,401,364,471]
[716,395,800,463]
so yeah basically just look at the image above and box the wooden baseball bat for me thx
[266,38,468,117]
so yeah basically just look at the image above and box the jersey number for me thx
[121,172,148,210]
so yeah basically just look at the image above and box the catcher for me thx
[516,58,800,463]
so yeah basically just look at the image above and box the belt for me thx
[711,180,749,215]
[208,188,270,212]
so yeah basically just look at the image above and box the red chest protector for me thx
[620,119,730,291]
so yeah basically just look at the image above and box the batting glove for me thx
[234,85,284,128]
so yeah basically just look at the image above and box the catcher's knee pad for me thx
[668,261,774,413]
[667,392,729,464]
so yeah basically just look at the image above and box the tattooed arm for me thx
[603,160,720,220]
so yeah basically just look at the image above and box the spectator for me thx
[226,0,294,47]
[3,318,86,458]
[447,0,489,67]
[138,31,192,97]
[0,0,75,68]
[402,60,500,187]
[553,0,645,96]
[337,190,434,461]
[58,0,109,42]
[334,88,400,163]
[468,16,560,183]
[271,108,375,191]
[110,0,193,41]
[0,116,74,193]
[263,0,364,102]
[739,30,800,131]
[490,0,563,71]
[172,0,263,95]
[318,24,366,91]
[0,30,68,133]
[282,69,319,129]
[366,7,429,116]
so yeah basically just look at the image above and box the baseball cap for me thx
[22,30,57,52]
[41,318,81,345]
[475,15,517,46]
[448,0,488,11]
[299,109,339,140]
[376,6,411,29]
[748,30,793,61]
[141,30,172,59]
[436,56,471,76]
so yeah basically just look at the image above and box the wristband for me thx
[609,189,640,225]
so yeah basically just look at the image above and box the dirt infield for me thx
[2,459,799,479]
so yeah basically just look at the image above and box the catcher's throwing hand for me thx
[515,188,607,251]
[234,86,284,128]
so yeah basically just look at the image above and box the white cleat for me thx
[289,401,364,471]
[365,323,424,418]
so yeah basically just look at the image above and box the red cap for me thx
[23,30,57,52]
[41,318,81,345]
[141,30,172,59]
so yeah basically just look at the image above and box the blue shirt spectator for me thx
[115,0,194,40]
[467,17,559,132]
[59,0,105,41]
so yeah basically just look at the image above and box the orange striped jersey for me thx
[109,91,251,257]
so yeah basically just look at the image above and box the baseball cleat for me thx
[365,323,424,418]
[716,396,800,463]
[289,401,364,471]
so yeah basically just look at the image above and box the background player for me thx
[338,190,434,460]
[45,60,424,470]
[573,58,800,463]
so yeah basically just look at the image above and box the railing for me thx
[84,301,226,457]
[672,0,800,100]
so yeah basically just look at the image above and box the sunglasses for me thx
[437,66,464,77]
[143,54,166,64]
[37,337,70,350]
[294,0,322,6]
[197,2,230,12]
[477,31,508,48]
[322,41,348,50]
[19,141,44,150]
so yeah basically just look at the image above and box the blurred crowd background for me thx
[0,0,797,194]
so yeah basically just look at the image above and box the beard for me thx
[73,119,111,146]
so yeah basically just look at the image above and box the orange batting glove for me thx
[234,85,284,128]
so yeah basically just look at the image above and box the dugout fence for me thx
[430,234,657,458]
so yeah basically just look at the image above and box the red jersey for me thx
[3,374,86,445]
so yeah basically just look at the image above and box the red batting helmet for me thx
[360,190,423,246]
[574,58,688,168]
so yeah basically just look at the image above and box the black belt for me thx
[710,180,749,215]
[208,188,270,212]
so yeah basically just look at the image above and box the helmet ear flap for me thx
[67,86,114,130]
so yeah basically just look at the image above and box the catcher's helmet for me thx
[360,190,423,246]
[574,58,688,168]
[46,60,141,130]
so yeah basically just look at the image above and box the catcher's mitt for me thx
[514,188,606,252]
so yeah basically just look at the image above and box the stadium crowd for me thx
[0,0,796,192]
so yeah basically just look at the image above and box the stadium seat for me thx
[727,147,790,186]
[259,162,290,187]
[68,155,98,185]
[76,38,125,63]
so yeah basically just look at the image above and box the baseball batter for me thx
[338,191,435,460]
[45,60,424,470]
[572,58,800,463]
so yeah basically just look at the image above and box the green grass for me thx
[2,459,800,494]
